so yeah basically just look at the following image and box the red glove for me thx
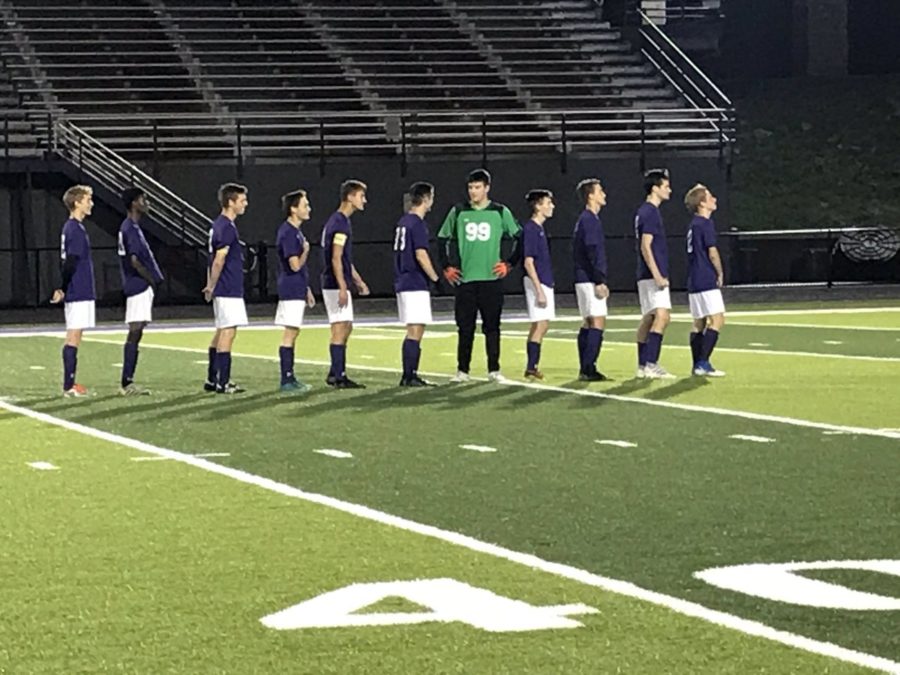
[443,267,462,285]
[492,261,511,278]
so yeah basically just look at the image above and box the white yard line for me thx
[313,449,353,459]
[0,398,896,675]
[27,461,59,471]
[459,444,498,453]
[76,337,900,441]
[595,440,638,449]
[730,434,777,444]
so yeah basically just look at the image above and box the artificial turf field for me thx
[2,303,899,673]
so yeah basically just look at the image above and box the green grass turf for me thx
[1,413,874,674]
[1,308,898,668]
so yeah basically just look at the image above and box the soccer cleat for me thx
[400,376,434,387]
[280,380,311,393]
[524,369,544,380]
[63,384,88,398]
[325,374,338,386]
[203,380,217,392]
[119,383,150,396]
[335,377,365,389]
[694,361,726,378]
[487,371,508,384]
[635,366,647,379]
[706,363,726,377]
[644,363,676,380]
[450,371,471,383]
[578,371,609,382]
[216,382,246,394]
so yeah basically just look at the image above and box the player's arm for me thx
[436,207,461,283]
[708,246,724,288]
[415,248,440,283]
[203,247,229,301]
[331,235,348,293]
[586,226,609,299]
[289,237,311,272]
[52,231,81,303]
[499,207,521,267]
[350,264,370,296]
[640,233,668,288]
[130,255,157,287]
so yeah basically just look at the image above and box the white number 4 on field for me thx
[260,578,598,632]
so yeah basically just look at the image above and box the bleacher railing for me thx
[50,119,210,248]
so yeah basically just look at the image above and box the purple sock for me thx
[122,342,139,387]
[584,329,603,373]
[62,344,77,391]
[401,339,418,379]
[637,342,648,367]
[279,346,294,384]
[330,344,346,379]
[216,351,232,387]
[701,329,720,362]
[526,341,540,370]
[207,347,217,383]
[646,331,664,365]
[578,328,589,372]
[690,332,703,366]
[412,340,422,375]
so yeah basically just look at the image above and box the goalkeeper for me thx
[437,169,521,383]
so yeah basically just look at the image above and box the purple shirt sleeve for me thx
[283,230,302,259]
[411,220,429,251]
[65,227,86,258]
[522,225,538,259]
[642,210,663,238]
[212,223,236,252]
[706,220,718,248]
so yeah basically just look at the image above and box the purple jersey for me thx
[208,214,243,298]
[393,213,431,293]
[118,218,163,297]
[320,211,353,291]
[61,218,96,302]
[276,221,309,300]
[635,202,668,280]
[572,209,607,285]
[687,215,719,293]
[521,219,553,287]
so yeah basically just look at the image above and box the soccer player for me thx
[117,188,164,396]
[521,189,555,379]
[321,179,370,389]
[635,168,676,380]
[275,189,316,392]
[394,181,440,387]
[51,185,95,397]
[572,178,611,381]
[202,183,249,395]
[437,169,521,383]
[685,184,726,377]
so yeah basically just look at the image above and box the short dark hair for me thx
[281,189,307,218]
[340,179,367,202]
[576,178,602,205]
[218,182,248,209]
[121,187,146,211]
[525,189,553,213]
[467,169,491,186]
[407,181,434,207]
[643,168,670,196]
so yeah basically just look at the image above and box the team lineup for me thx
[50,168,726,396]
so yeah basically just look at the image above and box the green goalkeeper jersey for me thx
[437,201,521,283]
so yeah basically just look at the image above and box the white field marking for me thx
[132,452,230,462]
[823,431,853,436]
[29,365,46,370]
[822,341,844,346]
[1,401,897,674]
[440,352,455,357]
[111,362,123,367]
[5,306,899,340]
[77,337,900,441]
[459,444,497,453]
[313,449,353,459]
[193,360,208,365]
[595,440,638,449]
[195,452,230,458]
[27,461,59,471]
[352,335,398,341]
[359,355,376,360]
[730,434,777,444]
[748,342,772,347]
[727,321,900,332]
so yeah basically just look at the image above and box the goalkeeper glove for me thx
[492,261,511,278]
[443,267,462,285]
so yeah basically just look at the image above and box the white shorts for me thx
[213,296,248,329]
[574,282,608,319]
[323,289,354,324]
[125,287,154,324]
[637,278,672,316]
[689,289,726,320]
[65,300,95,330]
[274,299,306,328]
[397,290,432,325]
[523,278,556,322]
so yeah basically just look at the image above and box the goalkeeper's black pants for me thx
[454,280,504,374]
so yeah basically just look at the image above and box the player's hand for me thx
[717,275,724,289]
[443,266,462,285]
[492,261,511,279]
[655,277,670,290]
[536,290,547,308]
[306,289,316,309]
[202,285,214,303]
[358,281,371,296]
[338,287,349,307]
[303,239,310,254]
[594,283,610,300]
[50,289,64,304]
